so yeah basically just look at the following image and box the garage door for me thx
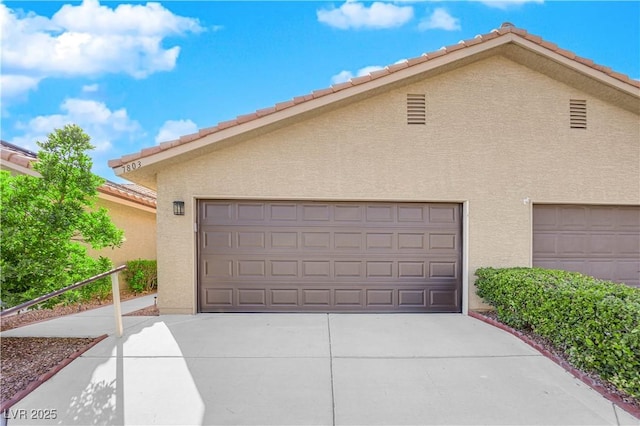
[533,205,640,287]
[198,201,462,312]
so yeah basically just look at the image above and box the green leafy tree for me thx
[0,124,124,307]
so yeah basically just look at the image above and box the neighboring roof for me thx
[0,140,157,210]
[1,140,38,175]
[98,181,157,209]
[110,23,639,177]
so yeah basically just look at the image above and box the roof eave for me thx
[112,31,640,186]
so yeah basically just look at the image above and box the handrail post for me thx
[111,272,123,338]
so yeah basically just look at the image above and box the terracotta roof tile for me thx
[510,28,528,37]
[444,42,466,53]
[199,126,218,137]
[406,54,430,66]
[427,48,448,60]
[461,37,483,47]
[386,61,409,72]
[237,113,258,124]
[540,40,558,51]
[110,24,640,170]
[98,180,157,209]
[217,119,239,130]
[179,132,200,143]
[555,48,576,60]
[331,81,353,92]
[312,88,333,97]
[370,68,391,79]
[575,56,595,66]
[275,100,295,110]
[121,153,142,163]
[159,140,179,151]
[141,146,162,157]
[256,106,277,116]
[481,31,500,41]
[523,34,543,44]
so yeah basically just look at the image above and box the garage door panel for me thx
[271,232,298,249]
[398,290,426,307]
[618,234,640,254]
[366,205,395,222]
[428,205,458,223]
[199,201,461,312]
[237,203,265,221]
[398,205,425,222]
[202,203,234,222]
[429,288,459,310]
[335,289,363,306]
[618,261,640,287]
[334,205,363,222]
[237,232,266,249]
[618,208,640,230]
[533,205,640,287]
[558,234,588,255]
[270,204,298,221]
[302,204,331,221]
[271,289,298,305]
[334,233,363,250]
[238,289,266,306]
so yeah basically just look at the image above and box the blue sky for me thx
[1,1,639,182]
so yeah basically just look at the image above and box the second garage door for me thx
[533,204,640,287]
[198,200,462,313]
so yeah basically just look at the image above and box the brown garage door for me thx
[198,200,462,313]
[533,205,640,287]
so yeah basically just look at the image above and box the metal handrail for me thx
[0,265,127,317]
[0,265,127,337]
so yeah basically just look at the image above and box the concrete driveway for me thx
[2,298,637,425]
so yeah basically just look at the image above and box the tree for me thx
[0,124,124,307]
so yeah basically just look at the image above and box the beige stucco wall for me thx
[155,55,640,314]
[88,198,157,268]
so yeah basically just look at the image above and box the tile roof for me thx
[107,23,639,169]
[1,140,38,172]
[0,141,156,209]
[98,181,157,209]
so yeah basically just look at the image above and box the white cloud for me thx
[0,75,42,100]
[477,0,543,9]
[418,8,461,31]
[10,98,141,153]
[155,119,198,144]
[82,83,99,92]
[1,0,203,100]
[317,1,413,30]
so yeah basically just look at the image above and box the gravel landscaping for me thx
[0,296,158,409]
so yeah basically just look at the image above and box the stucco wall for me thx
[155,55,640,314]
[88,198,157,268]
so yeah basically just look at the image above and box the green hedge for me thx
[123,259,157,293]
[475,267,640,398]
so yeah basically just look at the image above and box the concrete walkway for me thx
[1,300,638,425]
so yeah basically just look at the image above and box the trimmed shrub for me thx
[123,259,157,293]
[475,267,640,398]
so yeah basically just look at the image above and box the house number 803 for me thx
[122,161,142,173]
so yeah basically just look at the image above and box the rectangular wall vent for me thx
[570,99,587,129]
[407,94,426,125]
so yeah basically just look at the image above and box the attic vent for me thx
[407,94,426,125]
[570,99,587,129]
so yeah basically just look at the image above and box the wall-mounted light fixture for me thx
[173,201,185,216]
